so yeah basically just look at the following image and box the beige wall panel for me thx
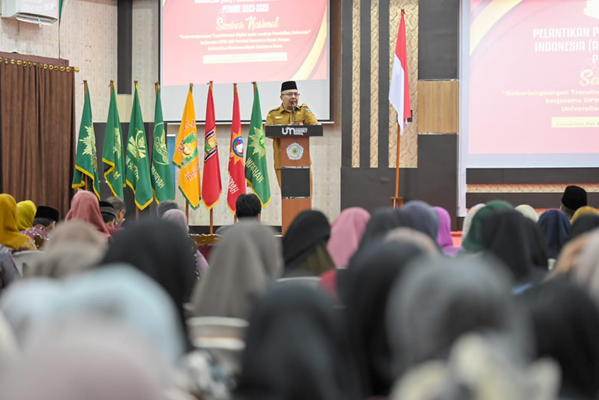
[418,80,459,133]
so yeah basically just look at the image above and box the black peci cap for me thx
[34,206,59,222]
[562,185,587,211]
[281,81,298,92]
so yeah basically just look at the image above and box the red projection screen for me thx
[461,0,599,167]
[160,0,330,122]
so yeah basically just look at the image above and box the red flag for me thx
[202,82,222,210]
[227,84,246,214]
[389,10,411,134]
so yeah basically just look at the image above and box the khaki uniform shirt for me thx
[265,104,319,126]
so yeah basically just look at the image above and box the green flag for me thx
[72,86,101,198]
[125,84,154,210]
[245,83,271,207]
[102,83,125,199]
[151,84,175,202]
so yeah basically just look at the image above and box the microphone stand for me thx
[292,101,297,125]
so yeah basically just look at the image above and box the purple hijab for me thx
[434,207,461,257]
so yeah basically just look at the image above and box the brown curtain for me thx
[0,62,75,220]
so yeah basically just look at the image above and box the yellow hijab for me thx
[572,206,599,224]
[16,200,36,231]
[0,194,36,251]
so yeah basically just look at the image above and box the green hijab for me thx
[461,200,513,252]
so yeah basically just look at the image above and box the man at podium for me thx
[265,81,321,186]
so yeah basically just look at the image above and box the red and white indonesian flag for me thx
[389,10,411,134]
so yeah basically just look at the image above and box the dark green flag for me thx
[102,83,125,199]
[151,84,175,202]
[125,84,154,210]
[72,86,101,198]
[245,83,271,207]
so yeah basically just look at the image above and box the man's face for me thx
[280,89,300,111]
[116,210,126,225]
[46,221,56,232]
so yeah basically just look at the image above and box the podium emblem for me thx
[286,142,304,160]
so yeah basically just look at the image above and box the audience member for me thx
[433,207,460,256]
[561,185,587,220]
[538,209,570,264]
[387,257,529,377]
[461,200,512,252]
[162,208,209,277]
[516,204,539,222]
[99,201,117,227]
[520,279,599,400]
[341,241,428,397]
[236,193,262,220]
[571,206,599,224]
[358,207,414,252]
[21,206,59,243]
[569,230,599,306]
[65,191,111,240]
[0,194,37,251]
[105,196,126,227]
[156,200,180,219]
[385,228,440,257]
[235,285,361,400]
[461,203,485,240]
[191,221,283,320]
[401,201,439,241]
[522,216,550,271]
[551,232,592,277]
[24,243,105,279]
[0,245,20,290]
[46,220,107,250]
[101,220,197,351]
[16,200,36,231]
[282,210,335,276]
[567,214,599,243]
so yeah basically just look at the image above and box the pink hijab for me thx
[434,207,461,257]
[327,207,370,268]
[65,191,111,240]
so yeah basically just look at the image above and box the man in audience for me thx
[561,185,587,219]
[99,201,119,236]
[21,206,59,242]
[157,200,180,219]
[215,193,262,235]
[106,196,126,228]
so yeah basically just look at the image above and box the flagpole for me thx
[391,125,403,209]
[210,210,214,234]
[134,79,140,220]
[186,82,193,221]
[82,80,89,191]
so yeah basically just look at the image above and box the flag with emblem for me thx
[72,85,101,198]
[125,83,154,210]
[173,85,201,209]
[202,82,222,210]
[151,84,175,202]
[227,84,246,214]
[245,83,271,207]
[102,82,125,199]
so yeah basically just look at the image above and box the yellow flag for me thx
[173,85,201,209]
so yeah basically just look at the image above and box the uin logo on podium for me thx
[281,126,309,136]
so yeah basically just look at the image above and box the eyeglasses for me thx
[282,92,300,97]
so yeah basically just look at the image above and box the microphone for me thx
[291,100,297,125]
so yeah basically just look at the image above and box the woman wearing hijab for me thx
[522,217,550,271]
[16,200,36,232]
[0,194,37,251]
[566,214,599,244]
[387,257,529,377]
[282,210,335,276]
[341,241,428,397]
[571,206,599,224]
[538,209,570,265]
[568,230,599,306]
[65,191,111,240]
[520,280,599,400]
[162,209,209,277]
[0,323,167,400]
[461,203,485,241]
[235,285,361,400]
[45,220,106,249]
[24,243,105,279]
[480,209,546,290]
[401,201,439,241]
[0,245,20,290]
[191,221,283,320]
[461,200,512,252]
[515,204,539,222]
[321,208,370,299]
[101,219,197,351]
[357,207,415,252]
[433,207,460,256]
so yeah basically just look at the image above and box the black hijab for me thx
[538,209,570,259]
[235,285,361,400]
[520,279,599,400]
[342,241,425,397]
[282,210,331,270]
[101,219,197,349]
[480,209,545,285]
[357,208,414,252]
[567,214,599,244]
[522,217,550,271]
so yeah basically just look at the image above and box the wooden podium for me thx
[265,125,323,234]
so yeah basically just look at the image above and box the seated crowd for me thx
[0,185,599,400]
